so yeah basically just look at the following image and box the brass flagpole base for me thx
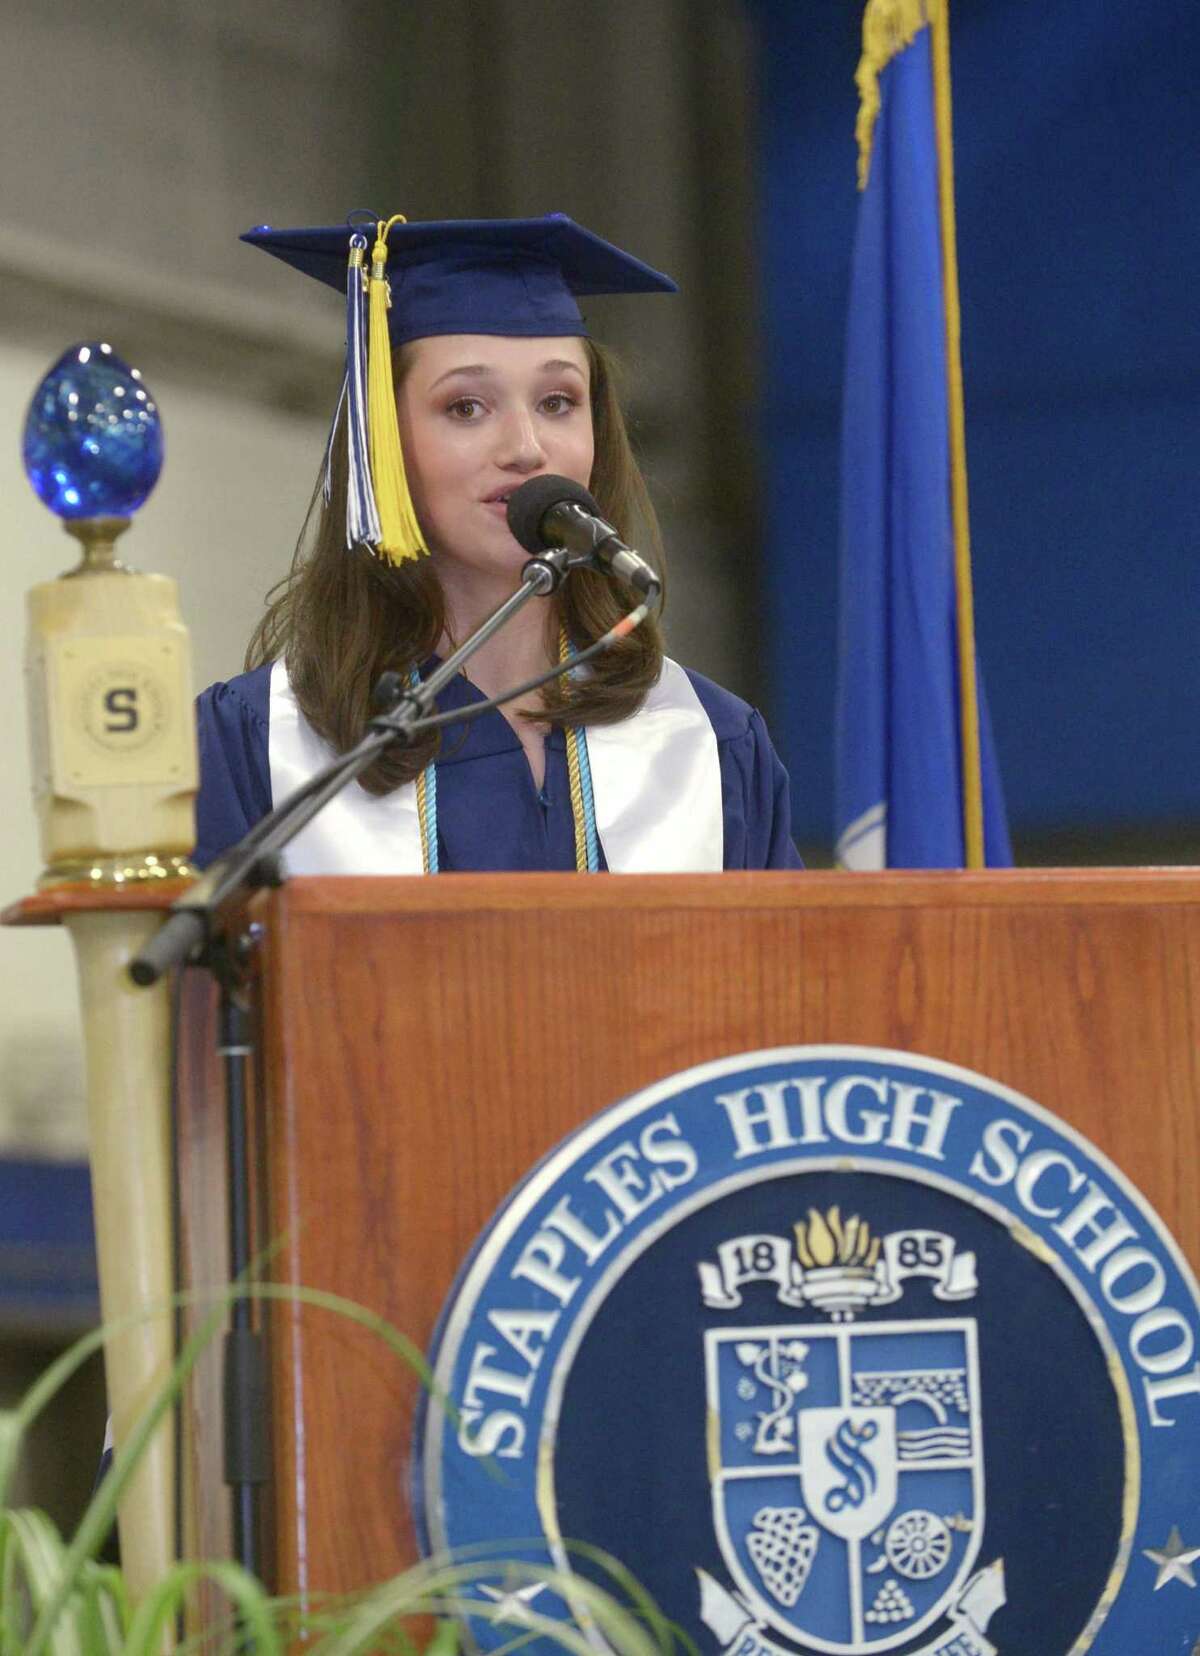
[39,852,194,891]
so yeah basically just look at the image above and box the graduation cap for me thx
[243,212,677,565]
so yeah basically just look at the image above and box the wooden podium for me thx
[172,867,1200,1608]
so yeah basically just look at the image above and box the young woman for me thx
[194,213,801,874]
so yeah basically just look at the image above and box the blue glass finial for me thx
[22,342,163,520]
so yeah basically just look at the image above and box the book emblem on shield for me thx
[700,1210,994,1654]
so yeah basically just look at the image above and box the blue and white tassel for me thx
[343,231,382,549]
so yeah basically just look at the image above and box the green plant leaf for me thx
[122,1560,281,1656]
[2,1279,671,1656]
[0,1508,87,1656]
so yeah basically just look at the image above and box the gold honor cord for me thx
[410,637,598,875]
[415,760,437,873]
[930,0,985,867]
[564,727,590,873]
[560,629,598,874]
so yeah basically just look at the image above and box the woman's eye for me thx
[540,392,578,415]
[447,397,485,419]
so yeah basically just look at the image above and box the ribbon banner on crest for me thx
[697,1562,1005,1656]
[698,1228,977,1312]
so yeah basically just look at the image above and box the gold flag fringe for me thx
[855,0,941,189]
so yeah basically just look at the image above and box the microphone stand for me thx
[128,542,582,1580]
[131,544,578,988]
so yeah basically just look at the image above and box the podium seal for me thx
[417,1047,1200,1654]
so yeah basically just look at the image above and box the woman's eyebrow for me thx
[427,358,588,392]
[428,364,493,390]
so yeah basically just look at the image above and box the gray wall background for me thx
[0,0,759,1158]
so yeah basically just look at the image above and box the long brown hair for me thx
[246,339,665,794]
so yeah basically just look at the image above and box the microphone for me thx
[506,475,659,596]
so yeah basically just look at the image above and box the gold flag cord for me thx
[930,0,985,868]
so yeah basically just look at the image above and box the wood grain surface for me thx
[2,880,190,926]
[196,870,1200,1604]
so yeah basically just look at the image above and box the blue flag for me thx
[835,4,1011,870]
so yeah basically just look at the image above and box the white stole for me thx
[268,656,723,875]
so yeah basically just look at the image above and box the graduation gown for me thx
[193,660,802,873]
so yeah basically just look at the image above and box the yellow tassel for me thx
[855,0,940,189]
[367,214,428,564]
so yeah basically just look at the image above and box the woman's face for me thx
[396,333,594,579]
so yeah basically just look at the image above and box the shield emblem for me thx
[704,1318,983,1654]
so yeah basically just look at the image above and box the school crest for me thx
[419,1048,1200,1656]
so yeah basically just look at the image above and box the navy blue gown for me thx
[193,662,802,871]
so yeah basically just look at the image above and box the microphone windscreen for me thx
[506,473,599,553]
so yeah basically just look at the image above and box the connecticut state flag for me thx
[835,0,1012,870]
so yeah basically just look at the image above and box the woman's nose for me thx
[496,408,546,472]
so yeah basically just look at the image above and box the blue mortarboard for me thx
[242,212,676,564]
[241,212,677,346]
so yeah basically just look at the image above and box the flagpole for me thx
[930,0,985,867]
